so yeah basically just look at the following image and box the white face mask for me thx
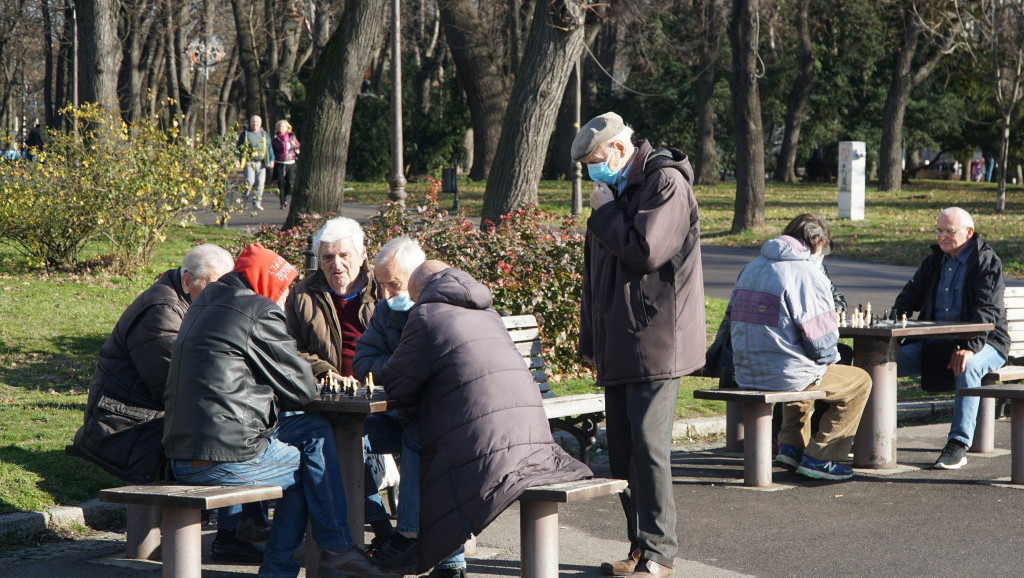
[386,291,414,312]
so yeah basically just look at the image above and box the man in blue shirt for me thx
[892,207,1010,469]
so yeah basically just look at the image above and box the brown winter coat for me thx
[380,268,593,571]
[579,140,706,385]
[284,263,381,377]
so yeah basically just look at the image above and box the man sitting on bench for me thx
[379,261,593,575]
[163,244,396,578]
[891,207,1010,469]
[728,214,872,481]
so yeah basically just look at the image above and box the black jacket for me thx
[72,269,187,483]
[579,140,706,385]
[163,271,318,462]
[352,302,409,382]
[381,269,592,571]
[892,233,1010,359]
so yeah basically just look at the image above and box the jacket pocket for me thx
[97,394,162,423]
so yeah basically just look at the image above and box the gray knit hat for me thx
[571,112,626,162]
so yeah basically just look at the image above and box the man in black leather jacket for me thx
[163,243,396,578]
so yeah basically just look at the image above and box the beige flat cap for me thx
[571,112,626,162]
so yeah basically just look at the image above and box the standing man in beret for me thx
[572,113,705,578]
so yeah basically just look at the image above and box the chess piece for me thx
[866,302,872,322]
[901,313,907,328]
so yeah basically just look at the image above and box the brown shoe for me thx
[319,547,401,577]
[601,548,641,576]
[630,559,674,577]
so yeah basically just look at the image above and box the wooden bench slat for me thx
[693,388,826,404]
[99,484,282,510]
[508,327,541,342]
[515,340,544,356]
[501,315,540,330]
[983,365,1024,384]
[543,394,604,419]
[519,478,627,503]
[960,384,1024,399]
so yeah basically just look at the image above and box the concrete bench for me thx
[518,478,628,578]
[693,388,826,487]
[959,384,1024,484]
[503,315,606,464]
[99,483,282,578]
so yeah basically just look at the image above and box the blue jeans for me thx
[171,413,352,578]
[364,410,421,533]
[898,341,1006,447]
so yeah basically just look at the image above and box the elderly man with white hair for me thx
[892,206,1010,469]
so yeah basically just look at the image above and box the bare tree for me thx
[728,0,765,232]
[480,0,588,225]
[79,0,122,111]
[694,0,724,185]
[284,0,388,227]
[774,0,815,183]
[877,1,958,191]
[438,0,512,180]
[230,0,265,120]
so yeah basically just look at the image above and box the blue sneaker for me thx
[774,444,803,471]
[795,455,853,481]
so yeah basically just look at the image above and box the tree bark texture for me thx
[728,0,765,233]
[230,0,265,120]
[284,0,388,228]
[480,0,587,225]
[438,0,512,180]
[79,0,123,111]
[775,0,815,183]
[42,0,56,126]
[694,0,723,185]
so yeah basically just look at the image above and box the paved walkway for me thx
[3,419,1024,577]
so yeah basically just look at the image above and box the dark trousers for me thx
[605,378,679,569]
[276,162,296,206]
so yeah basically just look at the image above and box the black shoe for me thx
[420,568,467,578]
[934,439,968,470]
[210,535,264,564]
[320,547,401,577]
[375,533,419,574]
[235,516,271,544]
[366,532,390,558]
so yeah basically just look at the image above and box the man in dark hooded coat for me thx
[380,261,593,572]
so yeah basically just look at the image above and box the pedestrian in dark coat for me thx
[380,263,593,572]
[573,112,705,577]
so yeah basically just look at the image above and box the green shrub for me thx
[0,104,237,273]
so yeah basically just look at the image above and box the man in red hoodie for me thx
[163,244,396,578]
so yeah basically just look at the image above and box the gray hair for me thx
[940,207,975,230]
[373,237,426,276]
[612,126,634,145]
[314,217,364,256]
[181,244,234,288]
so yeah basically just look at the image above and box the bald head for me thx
[409,260,450,301]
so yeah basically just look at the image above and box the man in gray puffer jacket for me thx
[380,261,593,573]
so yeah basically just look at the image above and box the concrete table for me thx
[840,320,993,468]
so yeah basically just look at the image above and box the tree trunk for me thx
[218,44,240,135]
[42,0,56,126]
[997,120,1009,212]
[230,0,265,120]
[438,0,512,180]
[774,0,815,183]
[728,0,765,233]
[79,0,123,112]
[284,0,388,228]
[694,0,723,185]
[118,1,150,125]
[480,0,587,225]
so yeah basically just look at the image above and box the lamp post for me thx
[387,0,407,206]
[187,37,224,141]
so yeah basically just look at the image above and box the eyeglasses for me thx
[935,227,962,237]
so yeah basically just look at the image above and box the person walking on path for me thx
[271,120,300,209]
[572,112,705,578]
[237,115,275,210]
[891,207,1010,469]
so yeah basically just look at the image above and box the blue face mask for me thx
[386,292,414,312]
[587,161,619,185]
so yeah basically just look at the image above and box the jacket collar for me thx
[306,260,378,299]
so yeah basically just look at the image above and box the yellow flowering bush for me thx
[0,104,238,272]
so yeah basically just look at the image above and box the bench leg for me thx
[742,402,773,487]
[1012,401,1024,485]
[726,401,744,452]
[161,505,203,578]
[520,500,559,578]
[971,397,996,454]
[125,503,161,560]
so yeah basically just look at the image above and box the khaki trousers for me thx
[777,364,872,462]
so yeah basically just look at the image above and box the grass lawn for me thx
[0,177,1019,518]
